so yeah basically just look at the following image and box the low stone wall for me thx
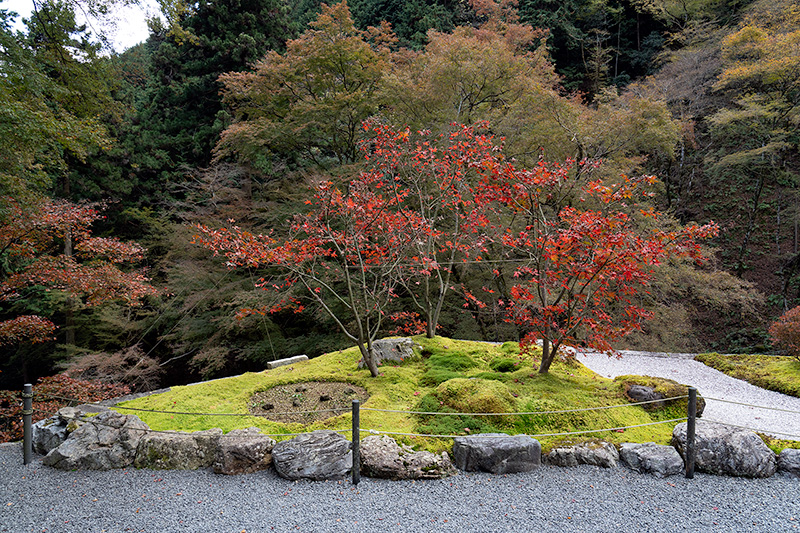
[31,406,795,480]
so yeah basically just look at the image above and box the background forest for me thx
[0,0,797,392]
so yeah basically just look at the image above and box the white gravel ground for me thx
[576,351,800,441]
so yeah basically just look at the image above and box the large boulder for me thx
[134,428,222,470]
[619,442,684,477]
[214,428,276,475]
[43,411,149,470]
[360,435,456,479]
[452,433,541,474]
[545,441,619,468]
[358,338,415,369]
[778,449,800,477]
[672,421,776,478]
[272,430,352,480]
[32,405,110,455]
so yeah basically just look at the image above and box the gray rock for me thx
[358,338,415,369]
[545,441,619,468]
[360,435,456,479]
[43,411,149,470]
[32,415,71,455]
[134,428,222,470]
[452,433,541,474]
[619,442,684,477]
[32,405,110,455]
[672,421,776,478]
[272,430,352,480]
[214,428,276,475]
[778,448,800,477]
[626,385,665,409]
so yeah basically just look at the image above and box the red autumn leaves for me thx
[196,122,718,374]
[0,198,159,346]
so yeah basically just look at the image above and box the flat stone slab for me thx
[453,433,541,474]
[619,442,683,477]
[267,355,308,369]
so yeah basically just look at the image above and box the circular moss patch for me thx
[249,381,369,424]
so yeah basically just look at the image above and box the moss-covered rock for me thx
[614,375,705,417]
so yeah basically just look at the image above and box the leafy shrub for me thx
[0,373,130,443]
[769,306,800,358]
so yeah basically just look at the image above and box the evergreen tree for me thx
[120,0,292,205]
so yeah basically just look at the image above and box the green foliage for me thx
[0,3,114,200]
[216,2,389,167]
[104,0,293,205]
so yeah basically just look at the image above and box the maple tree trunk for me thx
[358,341,379,378]
[538,335,557,374]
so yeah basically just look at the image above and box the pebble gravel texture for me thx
[2,442,800,533]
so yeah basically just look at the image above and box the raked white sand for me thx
[577,350,800,441]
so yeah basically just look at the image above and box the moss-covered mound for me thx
[435,378,517,414]
[113,336,728,452]
[613,375,705,419]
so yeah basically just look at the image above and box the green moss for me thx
[472,371,511,382]
[113,336,703,454]
[426,352,479,372]
[759,433,800,455]
[695,353,800,397]
[435,378,517,414]
[489,357,519,373]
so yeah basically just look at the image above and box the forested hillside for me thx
[0,0,796,391]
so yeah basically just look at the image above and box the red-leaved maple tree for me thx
[487,162,719,373]
[195,170,425,377]
[361,120,505,337]
[197,120,718,376]
[0,198,159,347]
